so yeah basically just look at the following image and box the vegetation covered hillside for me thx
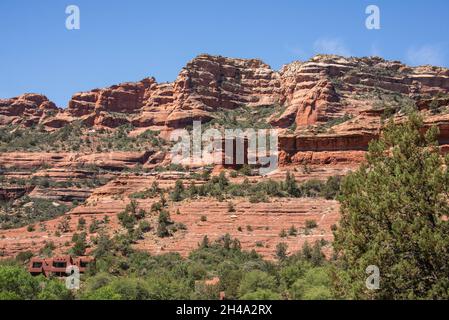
[2,114,449,300]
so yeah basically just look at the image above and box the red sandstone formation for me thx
[1,54,448,159]
[0,94,59,127]
[28,187,92,203]
[1,54,449,260]
[0,151,155,170]
[0,185,35,201]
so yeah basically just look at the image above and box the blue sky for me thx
[0,0,448,107]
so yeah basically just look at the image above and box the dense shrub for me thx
[334,114,449,299]
[0,198,69,230]
[157,210,173,238]
[0,231,334,300]
[0,123,165,153]
[70,232,88,256]
[0,265,72,300]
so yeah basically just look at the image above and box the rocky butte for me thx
[0,54,449,259]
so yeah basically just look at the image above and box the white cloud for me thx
[313,38,352,57]
[406,45,445,66]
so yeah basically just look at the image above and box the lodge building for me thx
[28,255,94,277]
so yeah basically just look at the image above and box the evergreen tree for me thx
[170,180,185,202]
[301,241,313,261]
[71,232,87,256]
[321,175,342,200]
[310,241,325,267]
[276,242,288,261]
[333,114,449,299]
[284,171,300,197]
[157,210,172,238]
[200,235,210,249]
[217,171,229,190]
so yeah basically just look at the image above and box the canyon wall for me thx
[2,55,449,259]
[1,54,448,133]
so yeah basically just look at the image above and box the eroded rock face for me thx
[0,185,34,201]
[0,94,59,126]
[0,152,70,170]
[165,54,281,127]
[271,55,449,129]
[2,54,449,168]
[28,187,92,203]
[0,151,154,170]
[2,54,449,260]
[67,78,157,116]
[2,54,449,134]
[0,171,342,259]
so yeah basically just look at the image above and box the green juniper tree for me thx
[70,232,87,256]
[284,171,300,197]
[276,242,288,261]
[170,180,185,202]
[333,114,449,299]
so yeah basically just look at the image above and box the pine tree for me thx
[217,171,229,190]
[170,180,185,202]
[333,114,449,299]
[157,210,172,238]
[310,241,324,266]
[70,232,87,256]
[284,171,300,197]
[200,235,210,248]
[276,242,288,261]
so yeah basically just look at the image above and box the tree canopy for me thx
[333,114,449,299]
